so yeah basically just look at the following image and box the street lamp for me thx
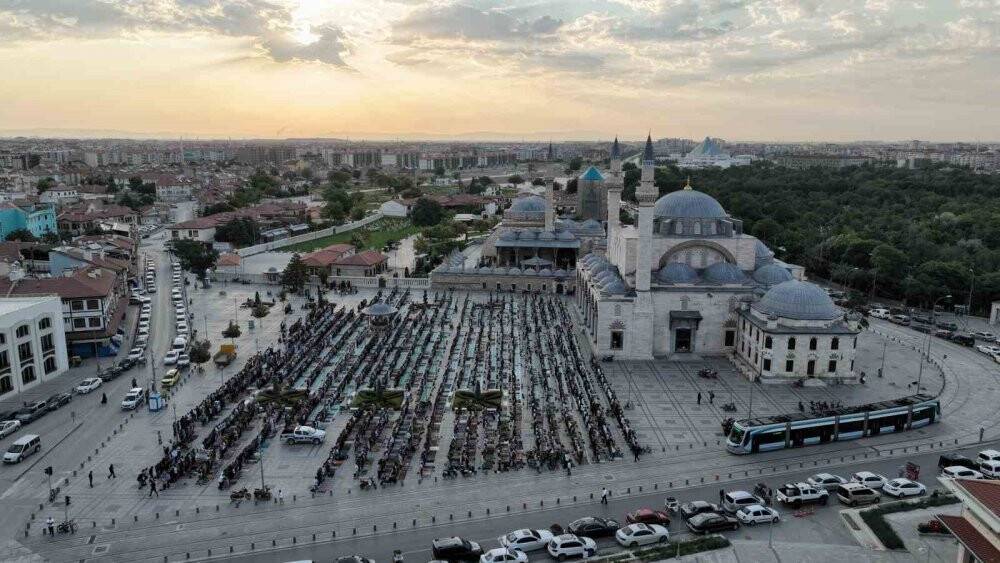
[917,294,951,392]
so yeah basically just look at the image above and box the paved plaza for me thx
[2,239,999,562]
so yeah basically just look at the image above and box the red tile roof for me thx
[0,266,118,299]
[217,253,242,267]
[335,250,385,267]
[301,244,355,268]
[938,514,1000,563]
[954,479,1000,520]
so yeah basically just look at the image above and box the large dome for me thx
[657,262,699,284]
[653,189,727,219]
[703,261,747,284]
[508,195,547,213]
[753,280,840,321]
[752,263,793,286]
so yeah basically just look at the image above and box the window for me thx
[763,358,771,371]
[853,337,857,349]
[88,317,101,328]
[73,318,86,329]
[831,337,839,350]
[764,336,773,349]
[809,337,817,350]
[15,325,29,339]
[21,365,35,385]
[828,360,837,373]
[807,360,816,375]
[0,375,11,395]
[785,359,794,372]
[40,334,54,352]
[38,317,51,330]
[87,299,100,310]
[17,342,32,362]
[0,333,4,344]
[44,356,57,374]
[788,337,796,350]
[724,330,735,347]
[610,330,624,350]
[72,300,84,311]
[693,222,702,235]
[674,222,682,235]
[0,351,9,371]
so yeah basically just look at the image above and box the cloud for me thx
[0,0,352,67]
[392,4,563,43]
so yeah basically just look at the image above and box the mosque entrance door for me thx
[675,328,692,353]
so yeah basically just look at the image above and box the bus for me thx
[725,394,940,455]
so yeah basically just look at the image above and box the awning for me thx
[937,514,1000,563]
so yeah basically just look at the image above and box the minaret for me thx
[606,137,623,262]
[630,133,657,360]
[544,175,555,231]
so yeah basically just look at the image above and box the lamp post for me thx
[967,268,975,318]
[918,294,951,392]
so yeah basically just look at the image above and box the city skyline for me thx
[1,0,999,141]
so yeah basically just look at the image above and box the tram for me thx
[725,394,940,455]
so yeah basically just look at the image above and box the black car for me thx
[431,537,483,561]
[912,324,932,334]
[567,516,620,538]
[939,453,978,471]
[46,392,73,411]
[0,410,17,422]
[15,401,48,423]
[680,500,722,520]
[335,557,374,563]
[912,315,933,324]
[686,512,739,534]
[937,321,959,331]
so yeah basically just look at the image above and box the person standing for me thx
[108,463,116,479]
[148,479,158,497]
[709,391,715,404]
[601,487,609,505]
[46,516,55,537]
[697,392,702,405]
[719,489,725,504]
[88,470,93,488]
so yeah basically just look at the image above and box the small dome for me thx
[499,230,517,241]
[538,230,556,241]
[752,263,793,286]
[581,253,598,265]
[603,280,626,295]
[553,269,567,278]
[595,270,617,284]
[539,268,552,276]
[519,230,538,241]
[581,219,603,232]
[654,189,727,219]
[507,267,522,275]
[508,195,547,213]
[702,262,747,284]
[557,230,576,241]
[524,269,538,276]
[657,262,699,284]
[753,280,841,321]
[590,261,613,276]
[754,239,775,267]
[478,266,491,274]
[449,266,464,274]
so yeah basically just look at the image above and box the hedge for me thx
[633,535,731,561]
[859,492,960,550]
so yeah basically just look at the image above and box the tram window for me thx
[839,420,864,433]
[912,408,933,421]
[758,430,785,445]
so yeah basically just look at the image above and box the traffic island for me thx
[848,492,959,550]
[593,535,731,561]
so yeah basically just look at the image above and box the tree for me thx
[507,174,524,185]
[452,381,502,411]
[203,202,235,216]
[433,165,446,177]
[214,218,261,247]
[352,380,404,410]
[36,178,55,192]
[281,253,309,293]
[411,198,445,227]
[256,381,307,408]
[531,177,546,186]
[222,321,241,338]
[567,157,583,172]
[189,340,211,365]
[565,178,578,194]
[5,229,36,242]
[167,240,218,279]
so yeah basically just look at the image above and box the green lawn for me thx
[282,220,420,253]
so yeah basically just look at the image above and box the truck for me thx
[775,482,828,506]
[213,344,237,367]
[280,425,326,445]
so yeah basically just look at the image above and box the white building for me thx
[39,187,79,205]
[678,137,752,169]
[0,296,69,400]
[379,200,409,218]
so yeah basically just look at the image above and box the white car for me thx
[615,523,669,548]
[176,354,191,367]
[137,320,150,331]
[978,450,1000,463]
[736,504,780,526]
[807,473,848,491]
[498,528,555,552]
[127,347,145,361]
[479,548,528,563]
[163,350,180,365]
[75,378,102,394]
[973,331,996,340]
[883,478,927,498]
[942,466,984,479]
[0,419,21,438]
[547,534,596,560]
[851,471,887,489]
[121,387,145,410]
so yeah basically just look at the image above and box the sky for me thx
[0,0,998,142]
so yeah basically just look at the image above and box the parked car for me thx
[851,471,887,489]
[3,434,41,464]
[722,490,764,513]
[281,425,326,445]
[806,473,848,491]
[973,331,995,340]
[567,516,619,538]
[431,537,483,561]
[936,321,959,331]
[686,512,740,534]
[775,483,828,506]
[736,505,780,526]
[835,483,881,506]
[912,315,933,324]
[546,534,596,560]
[479,548,527,563]
[0,419,21,439]
[977,450,1000,464]
[161,369,181,388]
[45,392,73,410]
[176,354,191,367]
[121,388,146,410]
[680,500,722,520]
[941,466,983,479]
[75,378,102,394]
[127,347,145,361]
[625,508,671,526]
[615,523,669,547]
[883,478,926,498]
[15,401,48,423]
[498,528,554,552]
[939,454,979,472]
[163,350,180,365]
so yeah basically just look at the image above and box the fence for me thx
[208,272,431,289]
[236,213,383,257]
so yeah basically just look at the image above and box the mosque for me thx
[431,135,859,384]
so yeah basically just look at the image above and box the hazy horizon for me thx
[2,1,998,142]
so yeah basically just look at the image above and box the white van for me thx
[722,491,763,513]
[172,337,188,351]
[3,434,41,464]
[979,460,1000,479]
[869,308,890,319]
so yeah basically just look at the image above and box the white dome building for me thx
[575,133,857,383]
